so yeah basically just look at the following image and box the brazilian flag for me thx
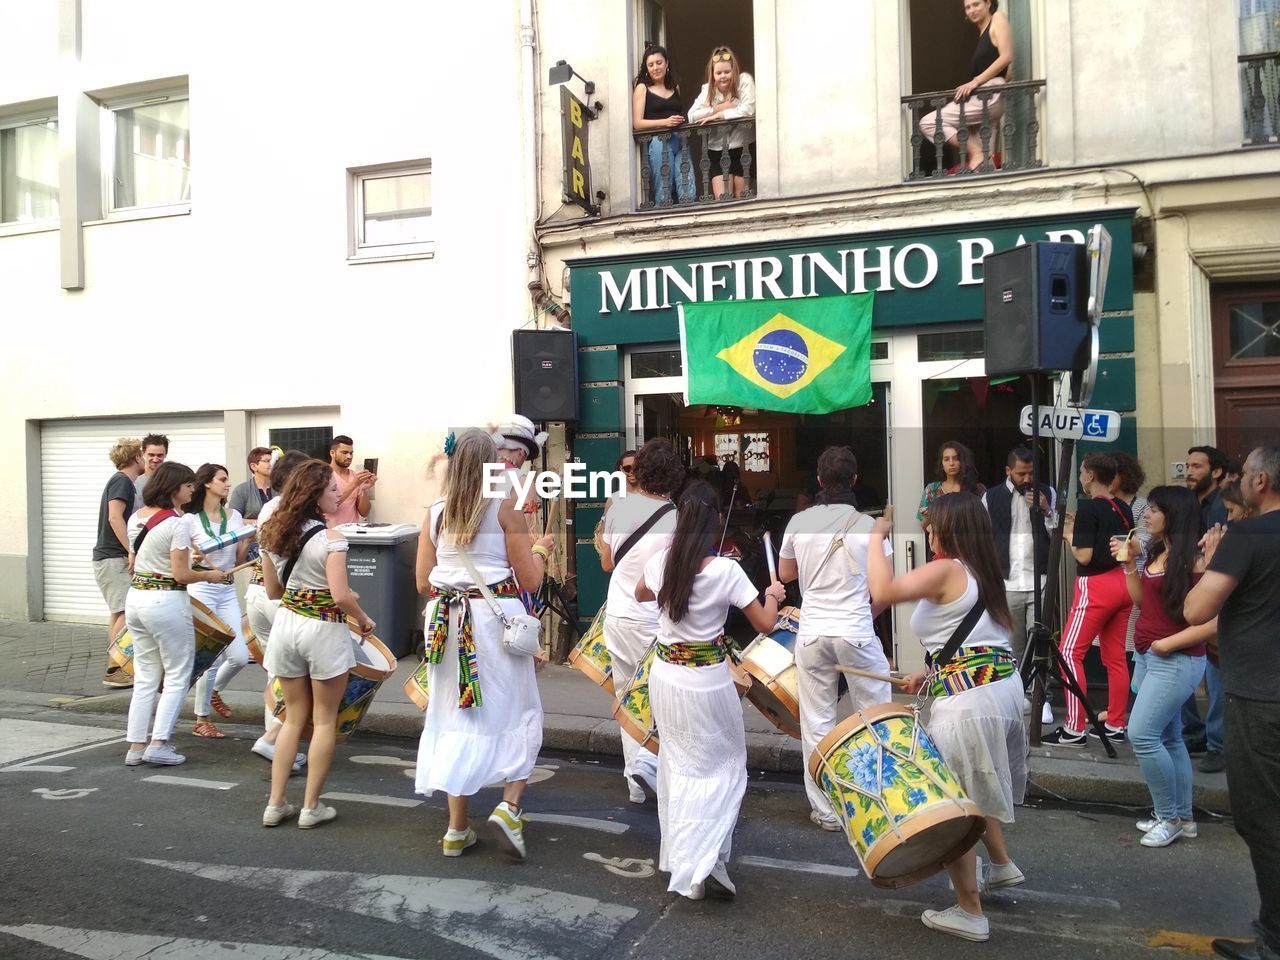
[679,293,874,414]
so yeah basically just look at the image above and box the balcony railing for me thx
[634,117,757,210]
[1240,51,1280,146]
[902,79,1045,180]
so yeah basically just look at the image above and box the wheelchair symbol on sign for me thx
[1083,413,1109,438]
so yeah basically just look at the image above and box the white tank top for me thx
[428,498,514,590]
[909,560,1013,656]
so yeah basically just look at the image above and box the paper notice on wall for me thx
[743,432,770,473]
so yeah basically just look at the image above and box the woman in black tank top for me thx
[632,45,696,205]
[918,0,1013,172]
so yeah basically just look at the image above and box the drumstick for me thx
[835,665,911,688]
[543,497,562,541]
[763,531,778,584]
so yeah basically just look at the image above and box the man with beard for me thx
[325,435,375,526]
[1182,444,1228,770]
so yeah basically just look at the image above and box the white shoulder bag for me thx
[454,543,542,657]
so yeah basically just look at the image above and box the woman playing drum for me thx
[259,460,376,830]
[635,481,786,900]
[414,428,553,859]
[124,462,230,767]
[184,463,255,739]
[866,493,1026,942]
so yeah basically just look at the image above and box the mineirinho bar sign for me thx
[568,210,1134,346]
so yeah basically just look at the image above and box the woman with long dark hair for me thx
[635,481,785,899]
[917,441,984,537]
[867,493,1026,942]
[124,461,229,767]
[184,463,255,739]
[1112,485,1213,847]
[631,44,695,205]
[259,460,376,829]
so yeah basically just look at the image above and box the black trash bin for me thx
[338,522,422,659]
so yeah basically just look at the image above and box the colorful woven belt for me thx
[281,588,346,623]
[656,637,728,667]
[249,557,264,587]
[425,578,521,708]
[930,646,1017,698]
[131,572,185,592]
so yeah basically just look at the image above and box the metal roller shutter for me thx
[41,415,226,621]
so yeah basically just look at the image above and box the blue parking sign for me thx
[1083,412,1110,438]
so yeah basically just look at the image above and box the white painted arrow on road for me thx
[0,924,414,959]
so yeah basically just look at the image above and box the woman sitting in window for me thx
[918,0,1012,172]
[688,45,757,199]
[631,44,695,206]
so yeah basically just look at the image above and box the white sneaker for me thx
[299,803,338,829]
[683,882,705,901]
[1137,817,1197,838]
[1140,819,1183,847]
[921,905,990,942]
[442,827,477,857]
[627,777,647,804]
[252,737,305,773]
[488,801,527,858]
[141,743,185,766]
[1041,702,1054,725]
[706,861,736,899]
[262,802,297,827]
[810,810,841,832]
[985,860,1025,890]
[124,748,146,767]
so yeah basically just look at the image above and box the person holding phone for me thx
[259,459,376,830]
[325,435,375,526]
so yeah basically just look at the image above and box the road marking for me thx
[0,924,418,959]
[320,791,422,808]
[738,854,861,878]
[1147,930,1221,955]
[139,859,639,960]
[988,885,1121,911]
[0,718,124,767]
[526,813,629,835]
[141,775,237,790]
[583,853,655,878]
[350,754,415,768]
[31,787,98,800]
[2,764,73,774]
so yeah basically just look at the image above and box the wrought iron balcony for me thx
[1240,51,1280,146]
[902,79,1046,180]
[633,117,757,210]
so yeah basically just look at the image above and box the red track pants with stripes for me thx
[1059,567,1133,732]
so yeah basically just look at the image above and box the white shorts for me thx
[263,609,355,681]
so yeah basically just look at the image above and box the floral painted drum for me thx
[567,604,614,695]
[272,633,394,743]
[808,702,985,889]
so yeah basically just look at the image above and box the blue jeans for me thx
[1180,659,1225,751]
[646,133,696,205]
[1131,650,1206,821]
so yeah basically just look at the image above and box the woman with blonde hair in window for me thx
[688,45,756,199]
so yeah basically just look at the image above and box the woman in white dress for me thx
[635,481,785,900]
[414,428,554,859]
[259,460,376,830]
[184,463,255,739]
[866,492,1027,943]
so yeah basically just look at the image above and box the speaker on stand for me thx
[512,328,579,423]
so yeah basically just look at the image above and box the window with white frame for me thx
[0,114,59,225]
[348,161,432,261]
[104,91,190,212]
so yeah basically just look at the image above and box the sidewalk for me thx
[0,618,1230,812]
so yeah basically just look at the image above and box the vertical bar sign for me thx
[561,87,593,214]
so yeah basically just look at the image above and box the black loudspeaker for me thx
[513,329,579,422]
[984,242,1090,375]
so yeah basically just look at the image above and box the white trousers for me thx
[604,614,660,790]
[796,634,892,820]
[125,589,195,743]
[188,582,249,717]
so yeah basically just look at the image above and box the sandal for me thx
[192,718,225,739]
[210,691,233,719]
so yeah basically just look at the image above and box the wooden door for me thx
[1212,283,1280,461]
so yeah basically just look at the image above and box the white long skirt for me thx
[649,656,747,896]
[925,673,1028,823]
[415,596,543,798]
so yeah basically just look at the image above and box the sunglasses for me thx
[712,50,732,62]
[621,465,635,474]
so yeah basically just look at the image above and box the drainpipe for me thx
[520,0,541,299]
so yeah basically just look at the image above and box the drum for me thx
[567,604,613,695]
[189,598,235,687]
[737,605,803,738]
[613,644,752,756]
[272,633,395,743]
[244,619,265,666]
[403,657,430,711]
[809,703,985,889]
[108,623,134,676]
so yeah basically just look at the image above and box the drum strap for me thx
[926,597,987,671]
[613,501,676,567]
[131,508,180,555]
[810,507,873,582]
[281,524,327,590]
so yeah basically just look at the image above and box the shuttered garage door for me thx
[41,416,226,621]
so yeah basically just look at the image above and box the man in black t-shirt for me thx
[92,439,144,688]
[1186,445,1280,960]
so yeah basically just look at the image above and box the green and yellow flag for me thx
[679,293,874,414]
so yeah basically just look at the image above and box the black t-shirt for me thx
[92,471,136,560]
[1072,495,1133,576]
[1208,510,1280,702]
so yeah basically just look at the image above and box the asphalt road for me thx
[0,697,1259,960]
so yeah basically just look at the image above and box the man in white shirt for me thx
[779,446,893,831]
[600,438,684,803]
[981,447,1055,722]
